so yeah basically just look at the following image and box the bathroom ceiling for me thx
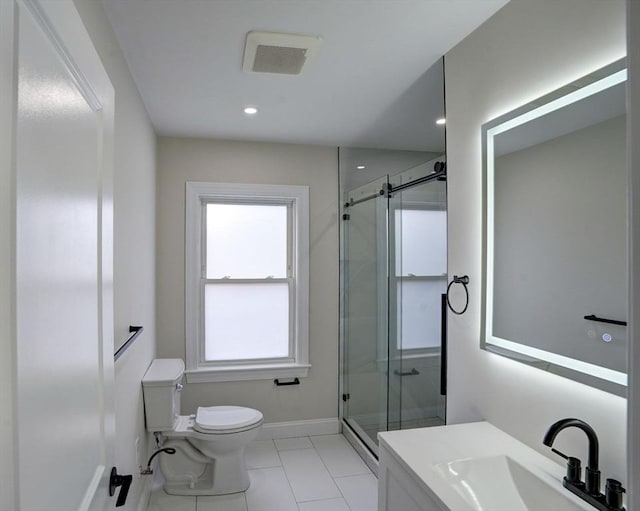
[101,0,509,151]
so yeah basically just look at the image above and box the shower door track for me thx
[344,167,446,209]
[344,190,384,208]
[387,168,446,195]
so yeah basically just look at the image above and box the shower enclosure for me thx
[340,155,447,456]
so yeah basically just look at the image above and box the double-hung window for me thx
[185,182,310,382]
[392,202,447,353]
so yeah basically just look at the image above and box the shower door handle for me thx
[440,293,447,396]
[393,368,420,376]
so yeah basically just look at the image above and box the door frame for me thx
[0,0,18,507]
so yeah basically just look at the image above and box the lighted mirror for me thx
[482,59,627,396]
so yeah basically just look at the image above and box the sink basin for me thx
[434,455,586,511]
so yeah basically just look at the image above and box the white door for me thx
[9,0,115,509]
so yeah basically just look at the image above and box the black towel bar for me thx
[583,315,627,327]
[114,325,144,361]
[274,377,300,386]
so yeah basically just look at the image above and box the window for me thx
[393,204,447,352]
[185,182,310,382]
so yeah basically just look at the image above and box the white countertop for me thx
[378,421,592,511]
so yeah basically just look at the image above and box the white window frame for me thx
[185,181,310,383]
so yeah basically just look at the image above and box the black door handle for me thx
[109,467,132,507]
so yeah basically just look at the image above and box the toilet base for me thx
[159,438,251,496]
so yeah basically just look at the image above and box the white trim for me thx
[77,465,104,511]
[20,0,102,111]
[0,0,18,508]
[257,418,340,440]
[136,437,166,511]
[185,363,310,383]
[135,468,158,511]
[185,182,309,380]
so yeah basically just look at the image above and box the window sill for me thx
[185,363,311,383]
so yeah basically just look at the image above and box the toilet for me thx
[142,358,263,495]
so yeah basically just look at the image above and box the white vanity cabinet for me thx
[378,440,445,511]
[377,422,593,511]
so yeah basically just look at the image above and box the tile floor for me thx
[147,434,378,511]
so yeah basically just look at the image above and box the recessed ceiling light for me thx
[244,106,258,115]
[436,117,446,125]
[356,165,366,170]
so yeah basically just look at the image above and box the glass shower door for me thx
[389,175,447,430]
[342,176,389,452]
[341,162,447,456]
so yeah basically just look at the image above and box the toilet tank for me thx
[142,358,185,432]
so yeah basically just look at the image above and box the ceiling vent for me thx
[242,31,323,75]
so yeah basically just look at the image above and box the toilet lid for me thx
[194,406,263,433]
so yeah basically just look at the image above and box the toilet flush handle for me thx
[176,383,183,391]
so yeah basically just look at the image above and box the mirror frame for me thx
[481,58,627,397]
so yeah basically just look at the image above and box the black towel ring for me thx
[446,275,470,315]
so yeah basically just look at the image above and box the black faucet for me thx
[543,418,625,511]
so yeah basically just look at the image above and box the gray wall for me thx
[74,2,157,509]
[445,0,627,481]
[156,137,339,423]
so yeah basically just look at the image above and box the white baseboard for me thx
[136,471,157,511]
[257,417,341,439]
[136,455,165,511]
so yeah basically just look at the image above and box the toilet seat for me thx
[194,406,263,434]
